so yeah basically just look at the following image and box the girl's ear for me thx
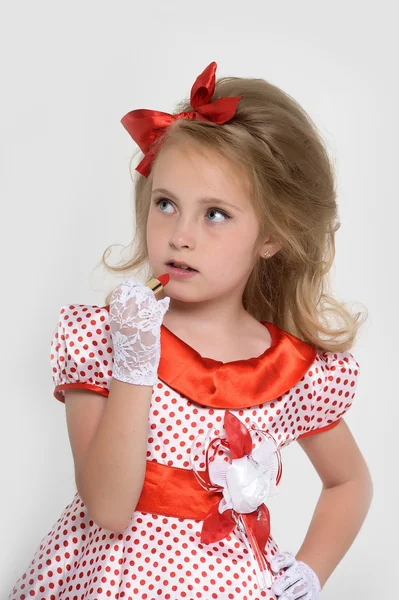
[260,239,282,259]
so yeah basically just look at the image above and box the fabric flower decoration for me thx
[191,410,282,589]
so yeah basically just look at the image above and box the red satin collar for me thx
[104,305,316,408]
[158,321,317,409]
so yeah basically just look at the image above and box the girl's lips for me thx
[165,264,199,279]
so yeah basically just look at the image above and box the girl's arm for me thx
[295,418,373,588]
[66,380,152,533]
[66,278,170,534]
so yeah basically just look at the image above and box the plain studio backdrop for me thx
[1,1,397,597]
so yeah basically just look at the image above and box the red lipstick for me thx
[146,273,170,295]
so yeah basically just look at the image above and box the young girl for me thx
[10,61,372,600]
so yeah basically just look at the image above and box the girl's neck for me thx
[161,306,271,364]
[162,302,250,337]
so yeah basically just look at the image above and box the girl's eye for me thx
[206,208,231,223]
[154,198,232,223]
[155,198,174,213]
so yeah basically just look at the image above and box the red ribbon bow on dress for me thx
[120,61,242,176]
[191,411,282,588]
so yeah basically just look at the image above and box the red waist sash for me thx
[136,460,220,520]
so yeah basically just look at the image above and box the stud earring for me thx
[263,251,271,258]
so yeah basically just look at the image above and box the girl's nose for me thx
[169,223,196,250]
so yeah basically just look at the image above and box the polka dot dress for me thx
[9,305,360,600]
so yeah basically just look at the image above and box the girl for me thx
[10,61,372,600]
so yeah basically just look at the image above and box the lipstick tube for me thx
[146,273,170,295]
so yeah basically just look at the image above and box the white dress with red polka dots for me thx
[9,304,360,600]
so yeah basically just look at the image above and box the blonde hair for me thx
[101,75,367,352]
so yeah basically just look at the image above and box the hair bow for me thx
[120,61,242,177]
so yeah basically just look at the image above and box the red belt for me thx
[136,460,220,519]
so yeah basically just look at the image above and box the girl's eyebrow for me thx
[152,187,243,212]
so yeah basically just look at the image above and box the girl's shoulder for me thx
[312,346,360,394]
[295,347,360,439]
[50,304,112,403]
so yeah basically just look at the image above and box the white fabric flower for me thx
[223,456,271,513]
[208,437,280,514]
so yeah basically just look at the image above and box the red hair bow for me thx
[120,61,242,177]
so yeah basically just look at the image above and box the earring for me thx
[263,251,271,258]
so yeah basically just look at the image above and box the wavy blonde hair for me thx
[101,75,367,352]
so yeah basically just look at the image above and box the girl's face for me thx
[146,143,267,305]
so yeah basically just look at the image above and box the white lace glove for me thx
[109,278,170,386]
[271,551,321,599]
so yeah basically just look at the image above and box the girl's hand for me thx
[271,551,321,599]
[109,278,170,386]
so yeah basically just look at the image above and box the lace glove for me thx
[271,551,321,599]
[109,278,170,386]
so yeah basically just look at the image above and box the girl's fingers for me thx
[272,563,306,596]
[271,551,296,573]
[280,587,312,600]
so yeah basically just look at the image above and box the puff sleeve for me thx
[297,350,360,439]
[50,304,113,403]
